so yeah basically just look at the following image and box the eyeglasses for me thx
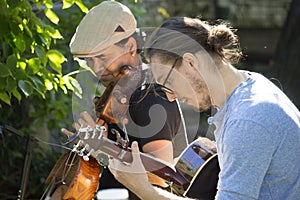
[162,57,179,86]
[160,57,179,94]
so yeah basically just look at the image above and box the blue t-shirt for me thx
[210,71,300,199]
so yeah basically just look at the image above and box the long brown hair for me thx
[146,17,243,65]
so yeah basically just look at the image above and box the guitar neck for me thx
[90,137,189,189]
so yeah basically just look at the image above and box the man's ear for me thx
[125,37,137,55]
[182,52,198,69]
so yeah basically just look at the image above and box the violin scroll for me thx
[93,65,142,125]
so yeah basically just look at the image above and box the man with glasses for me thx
[109,17,300,200]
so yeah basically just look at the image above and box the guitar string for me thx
[32,135,74,151]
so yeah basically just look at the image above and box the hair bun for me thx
[208,24,237,49]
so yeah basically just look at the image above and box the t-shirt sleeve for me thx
[127,86,181,148]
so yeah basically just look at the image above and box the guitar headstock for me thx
[72,125,106,160]
[71,125,132,166]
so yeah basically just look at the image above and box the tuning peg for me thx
[83,155,89,161]
[96,125,106,139]
[91,128,97,139]
[78,143,89,157]
[79,125,93,139]
[83,149,94,161]
[72,140,82,152]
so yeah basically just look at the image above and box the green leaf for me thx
[7,54,17,69]
[62,0,75,9]
[75,57,96,76]
[157,6,170,19]
[0,20,10,36]
[69,76,82,98]
[63,75,73,90]
[44,0,53,8]
[0,78,5,90]
[30,76,46,92]
[46,50,65,64]
[62,75,81,98]
[27,58,41,74]
[24,25,33,38]
[6,76,17,91]
[30,76,43,87]
[0,63,12,77]
[48,29,63,39]
[7,0,21,8]
[33,87,46,99]
[12,88,22,103]
[13,36,26,52]
[44,8,59,24]
[2,42,12,58]
[34,46,45,58]
[15,70,27,80]
[17,61,27,71]
[75,0,88,13]
[61,85,68,94]
[18,80,33,97]
[0,91,11,105]
[34,46,47,66]
[48,60,62,75]
[46,50,65,74]
[44,79,53,90]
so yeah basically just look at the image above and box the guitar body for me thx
[173,137,220,199]
[63,157,101,200]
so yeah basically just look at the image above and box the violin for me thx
[62,66,142,200]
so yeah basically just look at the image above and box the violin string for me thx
[61,151,78,183]
[39,181,52,200]
[38,143,74,200]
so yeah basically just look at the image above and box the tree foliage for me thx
[0,0,89,134]
[0,0,85,106]
[0,0,89,198]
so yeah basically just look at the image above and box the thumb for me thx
[131,141,143,165]
[131,141,140,154]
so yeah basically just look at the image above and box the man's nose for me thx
[90,57,105,73]
[93,65,105,74]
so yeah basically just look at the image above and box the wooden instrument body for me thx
[174,138,220,199]
[63,157,100,200]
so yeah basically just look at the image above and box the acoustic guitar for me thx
[73,126,220,199]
